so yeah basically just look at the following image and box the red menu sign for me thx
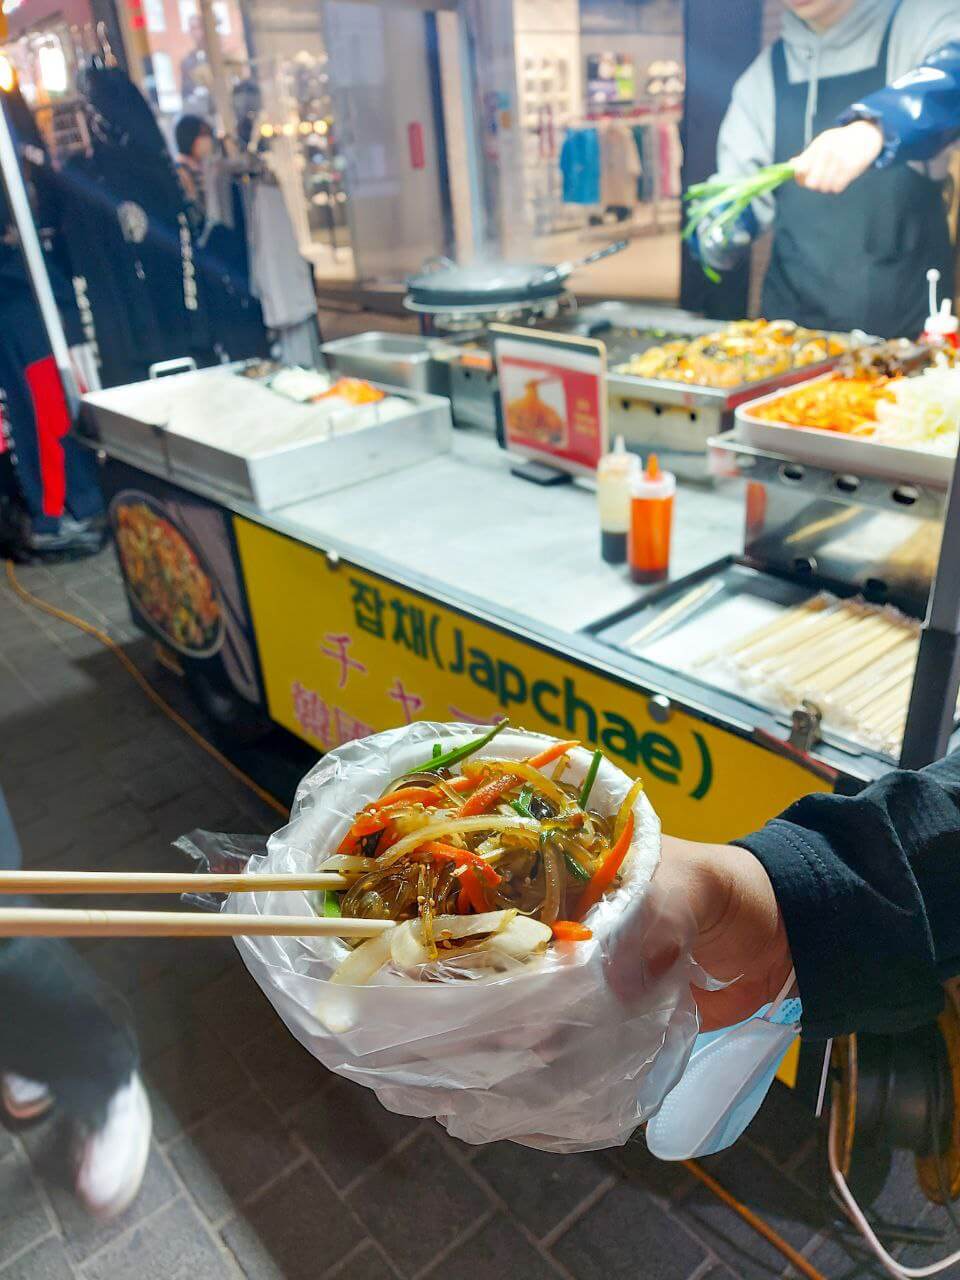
[491,326,608,477]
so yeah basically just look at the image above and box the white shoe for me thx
[75,1073,152,1221]
[1,1073,54,1122]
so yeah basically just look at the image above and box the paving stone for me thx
[423,1213,560,1279]
[146,1030,250,1143]
[0,1150,54,1267]
[675,1146,822,1280]
[29,1130,177,1264]
[552,1181,709,1280]
[348,1129,492,1276]
[168,1091,301,1222]
[473,1141,613,1239]
[120,759,199,811]
[611,1133,696,1206]
[80,1197,234,1280]
[326,1242,395,1280]
[238,1022,331,1117]
[192,967,282,1053]
[0,1122,15,1161]
[742,1082,818,1170]
[293,1077,419,1191]
[222,1162,366,1280]
[0,1238,75,1280]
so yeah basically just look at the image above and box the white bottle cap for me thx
[926,298,959,338]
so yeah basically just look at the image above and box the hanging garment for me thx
[276,317,324,369]
[599,120,642,209]
[638,125,660,201]
[763,5,953,338]
[559,127,601,204]
[0,252,102,533]
[657,121,683,199]
[246,179,317,331]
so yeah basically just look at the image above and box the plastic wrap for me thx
[221,722,700,1152]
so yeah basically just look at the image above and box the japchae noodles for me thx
[319,720,644,984]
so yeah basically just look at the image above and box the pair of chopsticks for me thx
[0,871,394,939]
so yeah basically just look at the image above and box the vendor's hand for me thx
[791,120,884,195]
[609,836,793,1032]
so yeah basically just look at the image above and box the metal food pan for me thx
[736,374,955,488]
[607,351,847,413]
[321,332,453,396]
[164,385,453,510]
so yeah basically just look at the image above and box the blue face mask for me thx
[645,974,802,1162]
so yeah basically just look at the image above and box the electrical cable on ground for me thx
[4,560,288,819]
[682,1159,828,1280]
[4,559,848,1280]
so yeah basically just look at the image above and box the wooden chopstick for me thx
[0,908,394,939]
[0,871,349,895]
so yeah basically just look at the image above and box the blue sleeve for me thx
[838,41,960,167]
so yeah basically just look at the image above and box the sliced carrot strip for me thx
[551,921,593,942]
[459,774,517,817]
[526,740,580,769]
[575,811,635,919]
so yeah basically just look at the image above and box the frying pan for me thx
[404,241,629,312]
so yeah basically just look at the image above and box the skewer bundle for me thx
[701,593,953,756]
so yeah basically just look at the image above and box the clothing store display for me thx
[560,127,601,204]
[599,119,642,209]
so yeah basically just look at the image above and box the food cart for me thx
[79,323,960,1097]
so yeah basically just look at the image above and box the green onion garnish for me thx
[578,749,603,808]
[403,718,508,776]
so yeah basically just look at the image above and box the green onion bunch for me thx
[683,163,797,281]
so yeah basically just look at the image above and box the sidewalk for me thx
[0,548,948,1280]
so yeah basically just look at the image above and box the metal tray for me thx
[735,373,955,488]
[81,366,454,510]
[321,332,453,396]
[608,330,851,411]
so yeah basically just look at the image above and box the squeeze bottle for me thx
[597,436,640,565]
[921,269,960,351]
[629,454,675,584]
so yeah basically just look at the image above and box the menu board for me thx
[491,326,608,478]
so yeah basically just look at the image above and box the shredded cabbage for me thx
[872,367,960,455]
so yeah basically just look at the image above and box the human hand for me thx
[607,835,793,1031]
[791,120,884,195]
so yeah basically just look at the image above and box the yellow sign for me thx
[235,517,828,845]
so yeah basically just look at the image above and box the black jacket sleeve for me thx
[735,751,960,1040]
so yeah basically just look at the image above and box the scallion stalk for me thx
[578,749,603,809]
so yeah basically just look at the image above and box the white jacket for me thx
[716,0,960,231]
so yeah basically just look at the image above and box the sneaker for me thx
[1,1073,54,1122]
[75,1073,152,1221]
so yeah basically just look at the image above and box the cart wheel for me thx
[184,668,271,746]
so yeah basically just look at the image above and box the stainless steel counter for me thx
[274,429,744,633]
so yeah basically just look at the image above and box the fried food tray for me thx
[607,331,852,411]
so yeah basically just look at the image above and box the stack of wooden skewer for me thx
[696,593,943,756]
[0,871,393,939]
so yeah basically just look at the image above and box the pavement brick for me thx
[674,1146,821,1279]
[0,1239,75,1280]
[0,1150,54,1268]
[167,1092,301,1222]
[145,1030,249,1143]
[222,1162,366,1280]
[741,1083,818,1172]
[611,1134,696,1206]
[238,1023,330,1118]
[472,1141,613,1239]
[292,1078,420,1191]
[347,1129,493,1277]
[28,1131,177,1265]
[325,1242,396,1280]
[192,967,282,1054]
[423,1213,561,1279]
[80,1197,235,1280]
[552,1181,709,1280]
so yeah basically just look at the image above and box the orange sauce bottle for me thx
[628,454,676,584]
